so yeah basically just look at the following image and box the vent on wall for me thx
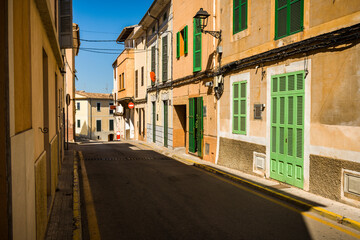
[253,152,266,175]
[342,169,360,206]
[344,172,360,196]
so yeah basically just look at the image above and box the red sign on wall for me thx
[128,102,135,109]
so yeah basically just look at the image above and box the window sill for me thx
[232,28,249,42]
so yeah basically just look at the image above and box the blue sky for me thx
[73,0,153,93]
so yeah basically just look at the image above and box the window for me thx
[77,119,80,128]
[176,25,188,58]
[96,120,101,132]
[119,74,122,90]
[233,0,247,34]
[193,19,201,72]
[122,72,125,89]
[275,0,304,39]
[152,25,156,35]
[109,119,114,131]
[162,36,168,82]
[135,70,138,97]
[163,12,167,22]
[97,102,101,112]
[233,81,247,134]
[141,66,144,86]
[109,102,114,114]
[77,102,80,110]
[151,46,155,85]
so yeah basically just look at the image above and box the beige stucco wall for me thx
[65,47,76,142]
[90,99,114,140]
[75,97,89,137]
[134,30,147,100]
[220,0,360,65]
[8,0,64,238]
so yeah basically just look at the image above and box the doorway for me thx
[163,101,168,147]
[189,97,203,157]
[270,71,305,189]
[152,102,156,143]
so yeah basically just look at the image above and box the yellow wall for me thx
[9,0,64,239]
[173,0,220,80]
[220,0,360,65]
[115,49,135,101]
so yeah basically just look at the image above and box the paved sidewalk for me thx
[127,139,360,232]
[45,144,76,240]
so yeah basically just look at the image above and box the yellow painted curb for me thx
[79,151,101,240]
[73,150,82,240]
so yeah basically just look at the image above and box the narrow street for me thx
[78,142,359,240]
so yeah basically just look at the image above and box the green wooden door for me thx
[152,102,156,143]
[164,101,168,147]
[196,97,203,157]
[270,71,305,188]
[189,98,195,153]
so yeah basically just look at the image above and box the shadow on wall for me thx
[80,122,88,136]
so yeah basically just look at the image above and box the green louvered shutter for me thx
[239,81,247,134]
[193,19,202,72]
[162,35,168,82]
[189,98,195,153]
[184,25,188,54]
[151,46,155,86]
[233,0,240,34]
[233,0,247,34]
[290,0,303,34]
[275,0,303,39]
[196,97,203,157]
[233,81,247,134]
[232,82,240,133]
[176,31,180,58]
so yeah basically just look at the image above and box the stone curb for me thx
[131,141,360,233]
[73,150,82,240]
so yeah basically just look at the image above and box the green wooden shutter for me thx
[196,97,203,157]
[184,25,188,54]
[233,81,247,134]
[290,0,303,34]
[189,98,195,153]
[233,0,247,34]
[162,36,168,82]
[233,0,240,34]
[239,81,247,134]
[193,19,202,72]
[176,31,180,58]
[232,82,240,133]
[275,0,303,39]
[151,46,155,86]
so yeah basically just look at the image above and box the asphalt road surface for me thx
[78,142,359,240]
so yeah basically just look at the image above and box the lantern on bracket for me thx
[193,8,222,41]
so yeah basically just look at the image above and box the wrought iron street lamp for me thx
[193,8,221,40]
